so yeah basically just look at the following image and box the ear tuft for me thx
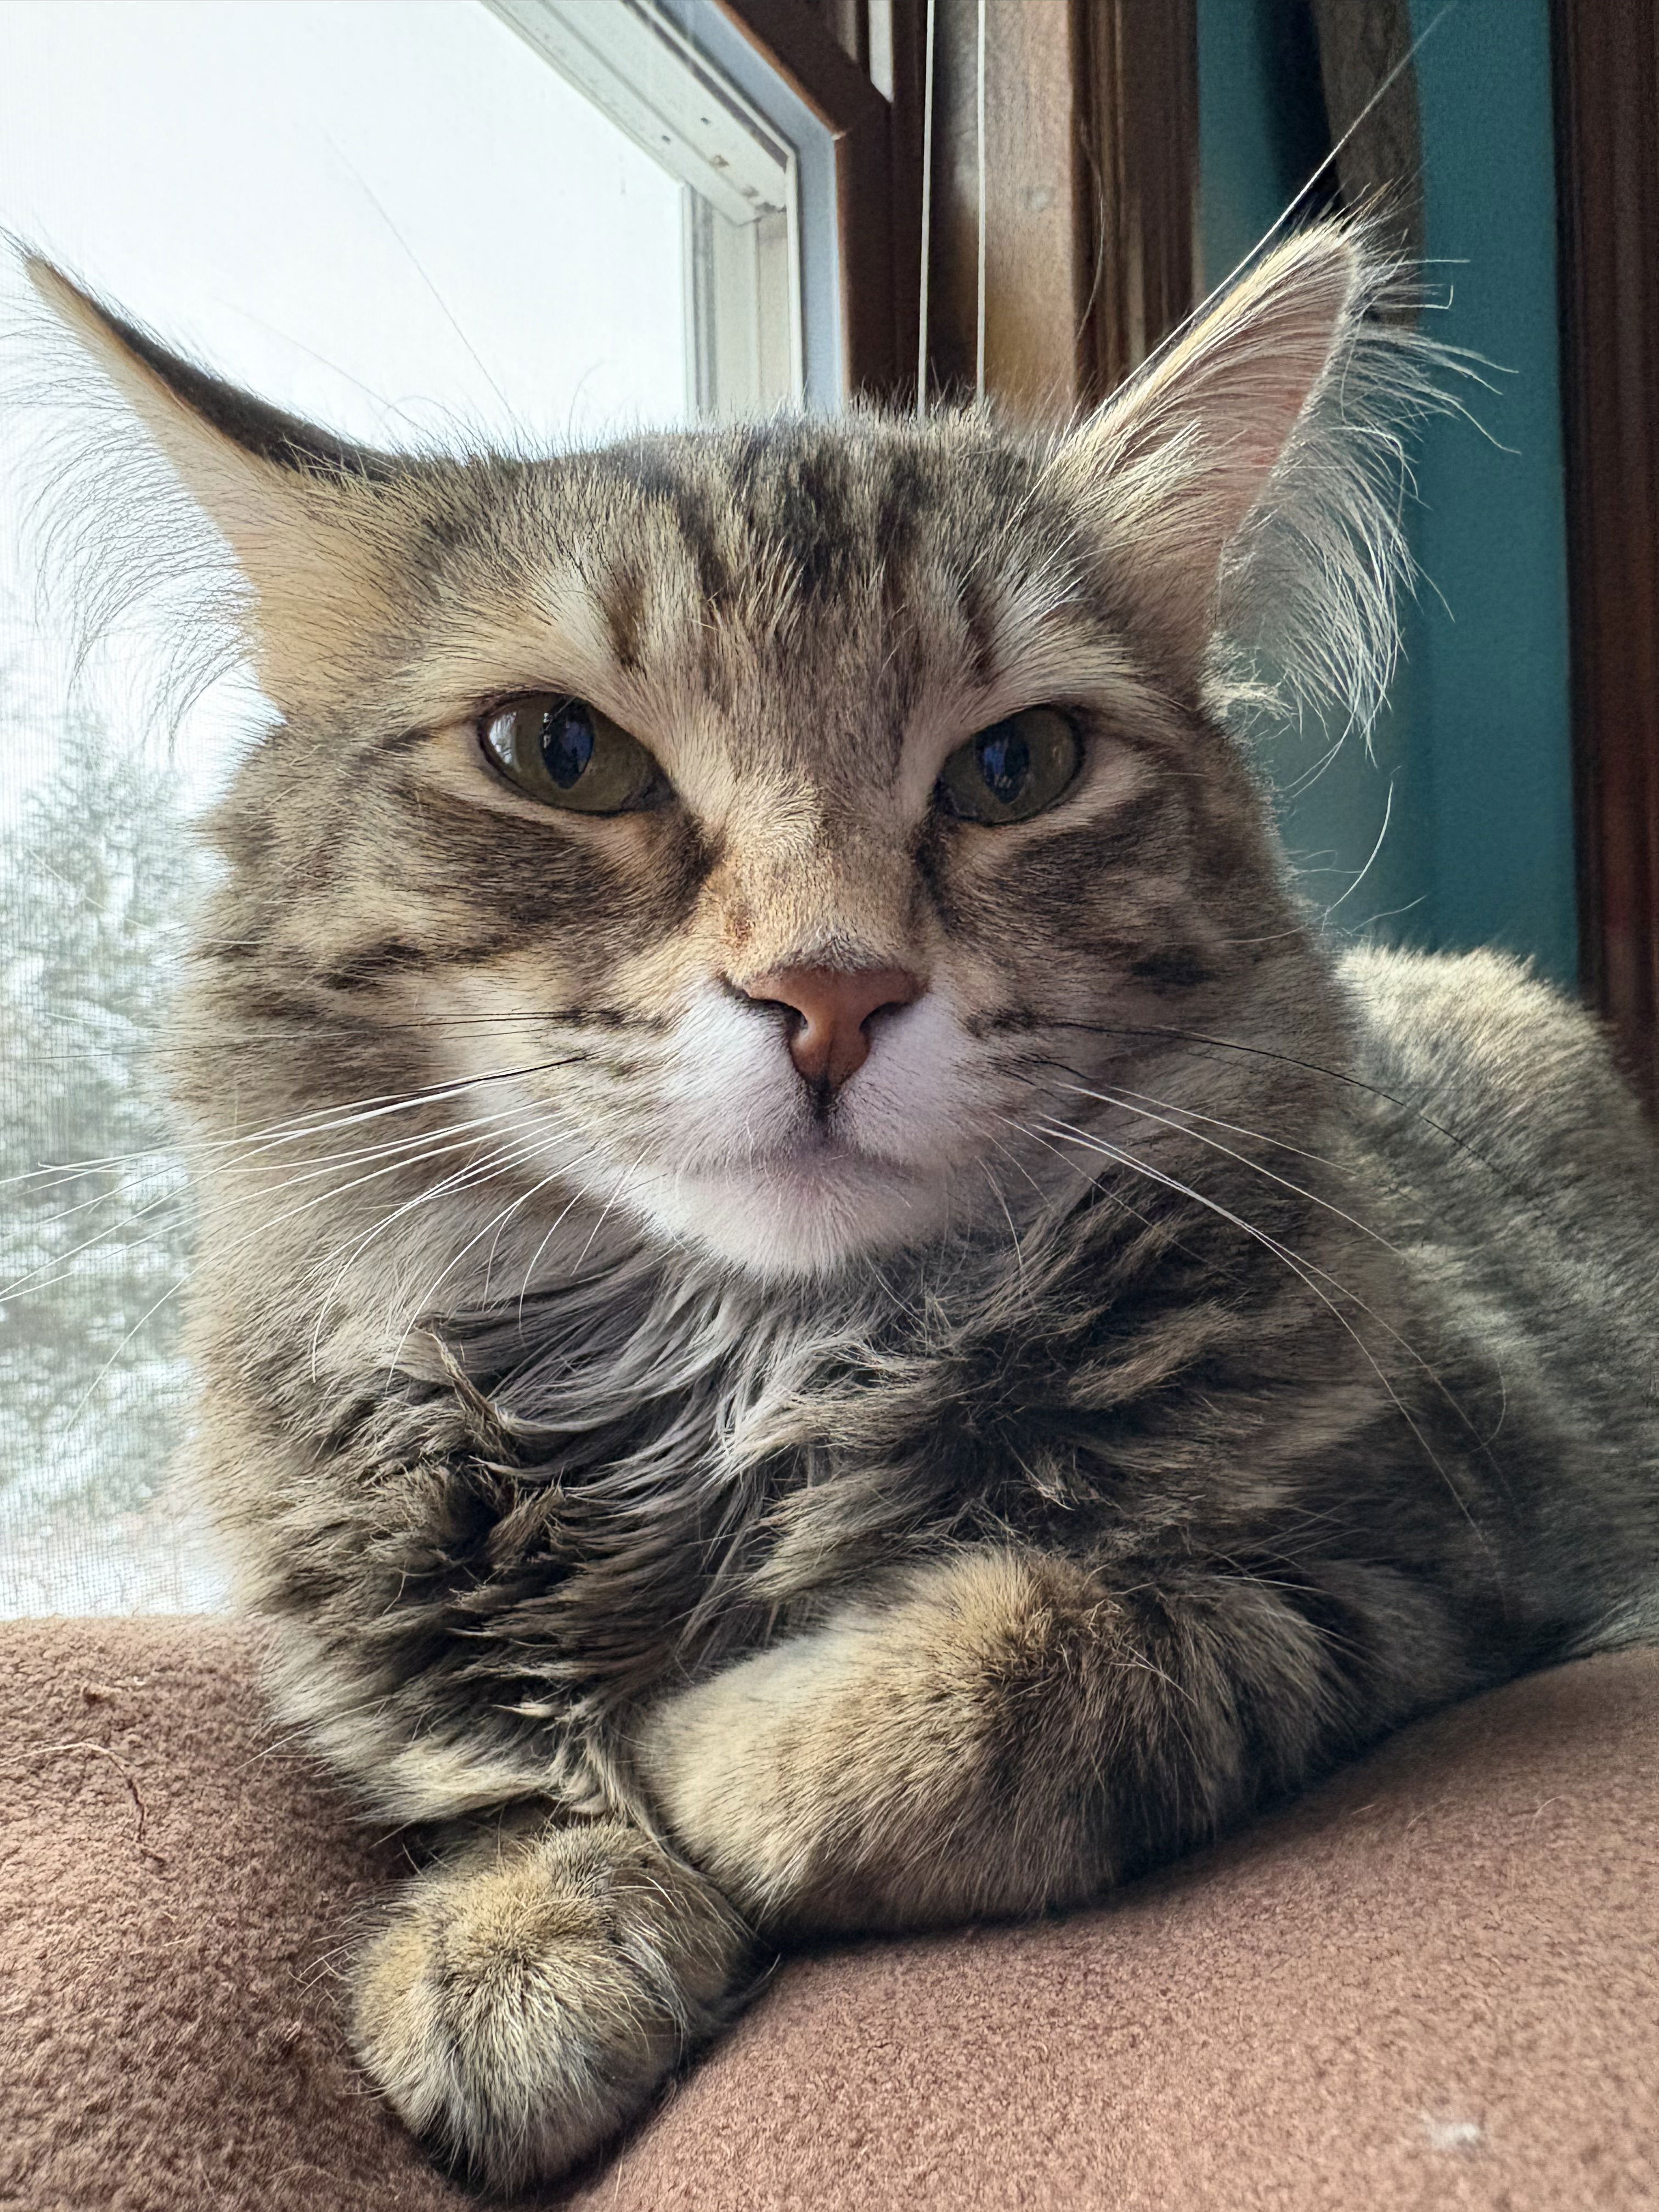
[21,255,407,719]
[24,256,391,484]
[1048,223,1455,741]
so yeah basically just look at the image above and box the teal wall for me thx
[1195,0,1577,984]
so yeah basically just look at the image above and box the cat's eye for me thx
[478,695,669,814]
[935,707,1082,826]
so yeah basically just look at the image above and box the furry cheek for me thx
[624,982,991,1276]
[650,985,808,1174]
[651,980,981,1176]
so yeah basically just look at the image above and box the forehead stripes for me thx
[586,421,1084,709]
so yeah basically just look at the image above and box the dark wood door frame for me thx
[728,0,1198,417]
[1553,0,1659,1105]
[914,0,1198,415]
[1075,0,1200,403]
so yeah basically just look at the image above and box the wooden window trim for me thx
[1553,0,1659,1106]
[716,0,922,403]
[719,0,1198,416]
[915,0,1198,416]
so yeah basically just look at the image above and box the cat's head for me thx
[30,229,1420,1283]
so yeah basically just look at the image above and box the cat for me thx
[27,223,1659,2194]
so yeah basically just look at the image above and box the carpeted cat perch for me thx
[3,1617,1655,2212]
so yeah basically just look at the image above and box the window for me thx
[0,0,848,1612]
[484,0,848,414]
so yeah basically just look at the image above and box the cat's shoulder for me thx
[1338,943,1596,1082]
[1335,943,1651,1171]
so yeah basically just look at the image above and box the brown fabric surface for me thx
[1,1618,1655,2212]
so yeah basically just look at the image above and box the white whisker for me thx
[1007,1110,1495,1553]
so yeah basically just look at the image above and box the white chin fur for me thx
[641,1149,957,1278]
[622,984,980,1276]
[439,980,988,1280]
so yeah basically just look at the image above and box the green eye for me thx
[935,707,1081,825]
[478,694,669,814]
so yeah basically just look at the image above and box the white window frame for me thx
[483,0,840,419]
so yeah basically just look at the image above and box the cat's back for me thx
[1339,943,1657,1224]
[1338,945,1659,1486]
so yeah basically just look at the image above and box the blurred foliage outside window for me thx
[0,708,222,1611]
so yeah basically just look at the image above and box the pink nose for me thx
[738,965,924,1092]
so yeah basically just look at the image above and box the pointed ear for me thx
[1047,227,1365,672]
[25,257,405,718]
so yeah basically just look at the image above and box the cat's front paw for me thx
[348,1818,751,2193]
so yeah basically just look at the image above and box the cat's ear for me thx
[1047,226,1371,678]
[25,256,403,716]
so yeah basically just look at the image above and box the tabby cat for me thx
[30,226,1659,2193]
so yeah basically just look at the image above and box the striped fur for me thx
[28,228,1659,2192]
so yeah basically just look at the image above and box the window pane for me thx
[486,0,809,415]
[0,0,781,1613]
[1,0,691,446]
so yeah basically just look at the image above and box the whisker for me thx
[571,1146,658,1273]
[194,1007,656,1037]
[0,1052,591,1199]
[977,1153,1030,1292]
[1036,1070,1407,1261]
[515,1188,593,1324]
[0,1178,190,1302]
[55,1273,191,1433]
[221,1105,548,1193]
[303,1110,592,1356]
[0,1066,595,1324]
[219,1056,589,1160]
[294,1125,562,1343]
[384,1139,582,1372]
[1032,1109,1397,1363]
[207,1115,549,1249]
[126,1113,559,1356]
[1039,1018,1500,1175]
[1049,1073,1341,1168]
[1004,1111,1497,1554]
[1,1059,597,1323]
